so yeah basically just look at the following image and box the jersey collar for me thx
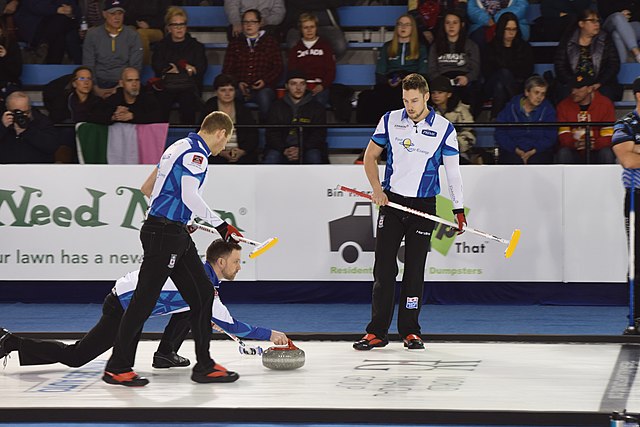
[188,132,212,157]
[401,106,436,126]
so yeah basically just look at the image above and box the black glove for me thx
[453,208,466,235]
[215,222,242,242]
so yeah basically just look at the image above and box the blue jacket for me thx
[467,0,530,41]
[495,94,557,154]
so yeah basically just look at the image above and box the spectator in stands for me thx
[83,0,143,98]
[151,6,207,125]
[264,69,327,164]
[0,15,21,104]
[556,72,615,164]
[222,9,283,122]
[427,9,481,117]
[357,14,427,124]
[14,0,83,64]
[429,75,476,164]
[482,12,533,120]
[532,0,592,42]
[598,1,640,64]
[495,75,556,164]
[44,66,108,124]
[408,0,468,46]
[200,73,259,164]
[554,9,622,103]
[467,0,530,48]
[104,67,163,124]
[224,0,285,39]
[287,12,335,108]
[124,0,170,65]
[284,0,346,60]
[0,91,59,163]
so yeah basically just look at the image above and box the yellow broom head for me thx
[248,237,279,259]
[504,229,521,259]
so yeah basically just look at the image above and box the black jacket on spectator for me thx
[0,109,59,163]
[266,93,327,153]
[483,37,533,82]
[104,87,163,124]
[200,96,260,164]
[532,0,592,42]
[124,0,171,30]
[0,38,22,88]
[151,33,207,90]
[554,29,620,87]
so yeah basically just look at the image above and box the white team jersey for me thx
[113,270,233,323]
[148,133,211,224]
[372,108,464,208]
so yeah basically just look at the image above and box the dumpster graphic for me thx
[328,202,376,263]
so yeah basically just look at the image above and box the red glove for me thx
[215,222,243,242]
[453,209,466,235]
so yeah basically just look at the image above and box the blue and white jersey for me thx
[148,132,223,227]
[612,110,640,189]
[114,264,272,341]
[372,108,464,208]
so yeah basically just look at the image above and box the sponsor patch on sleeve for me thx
[191,155,204,165]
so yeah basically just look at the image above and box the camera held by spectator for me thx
[11,109,30,128]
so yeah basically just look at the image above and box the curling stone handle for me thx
[287,339,298,350]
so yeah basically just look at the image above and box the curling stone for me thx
[262,339,305,370]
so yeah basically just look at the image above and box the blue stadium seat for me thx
[182,6,227,28]
[337,6,406,27]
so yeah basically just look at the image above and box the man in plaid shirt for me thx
[222,9,283,121]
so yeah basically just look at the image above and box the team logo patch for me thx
[191,154,204,165]
[406,297,419,309]
[422,129,437,137]
[400,138,415,152]
[168,254,177,268]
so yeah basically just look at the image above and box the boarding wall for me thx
[0,165,627,283]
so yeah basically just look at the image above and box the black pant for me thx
[17,293,122,367]
[366,191,436,337]
[156,311,191,354]
[16,294,190,367]
[106,220,215,374]
[625,189,640,319]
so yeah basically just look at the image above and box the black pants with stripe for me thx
[366,191,436,338]
[106,219,215,374]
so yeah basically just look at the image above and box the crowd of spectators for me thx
[0,0,636,165]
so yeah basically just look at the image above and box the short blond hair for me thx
[165,6,187,26]
[200,111,234,136]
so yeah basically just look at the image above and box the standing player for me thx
[612,78,640,334]
[353,73,466,351]
[0,239,288,369]
[103,111,242,386]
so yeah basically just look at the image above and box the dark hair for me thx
[0,16,15,46]
[213,73,236,90]
[561,8,599,41]
[402,73,429,94]
[72,66,93,79]
[494,12,522,46]
[206,239,242,264]
[242,9,261,22]
[434,9,467,56]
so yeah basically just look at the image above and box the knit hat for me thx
[285,69,306,82]
[429,75,453,93]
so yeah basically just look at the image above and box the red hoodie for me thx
[287,37,336,87]
[557,90,615,151]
